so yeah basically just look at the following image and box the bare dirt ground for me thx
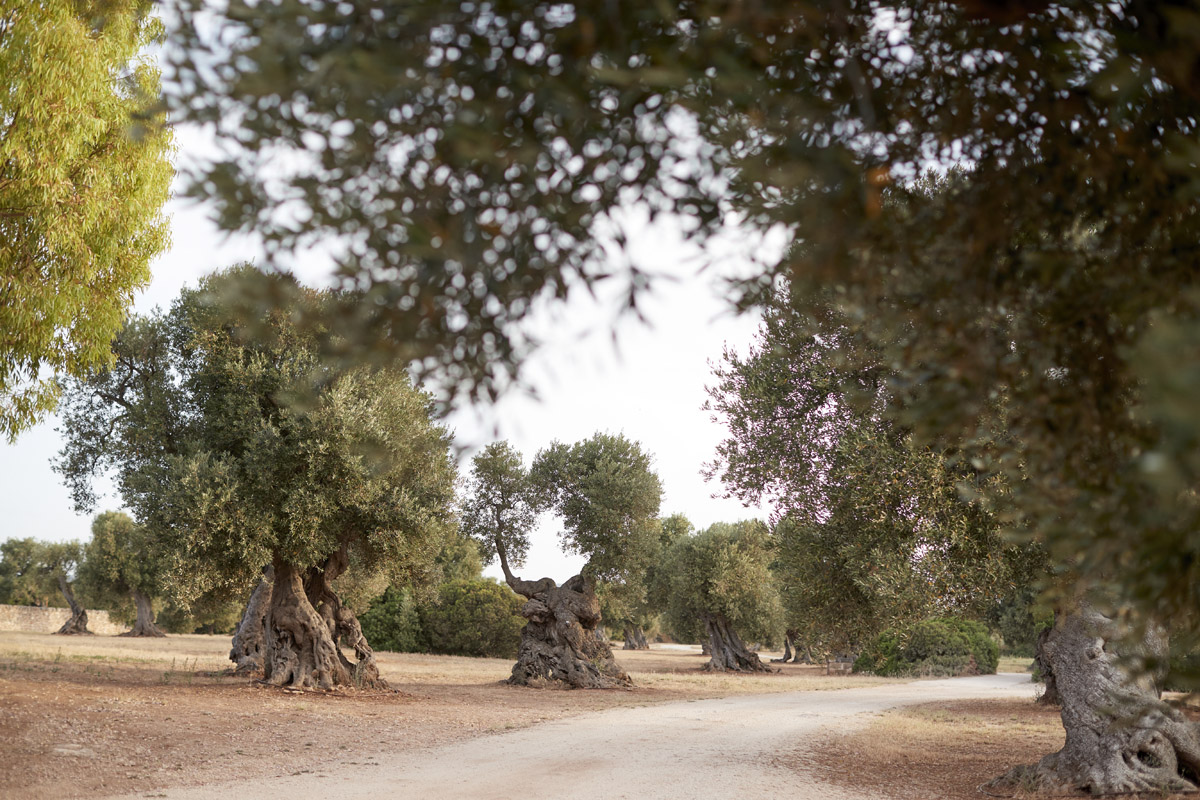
[810,696,1200,800]
[0,631,891,799]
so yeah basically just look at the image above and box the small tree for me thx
[462,436,661,688]
[423,579,526,659]
[82,511,165,637]
[662,521,782,673]
[0,538,51,607]
[42,542,91,635]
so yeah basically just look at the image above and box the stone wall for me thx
[0,604,128,635]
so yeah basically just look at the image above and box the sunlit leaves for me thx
[0,0,172,438]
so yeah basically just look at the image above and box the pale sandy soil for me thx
[0,631,894,799]
[99,674,1039,800]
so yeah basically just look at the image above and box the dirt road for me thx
[106,673,1035,800]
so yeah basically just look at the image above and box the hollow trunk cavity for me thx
[119,588,165,637]
[703,612,771,673]
[622,624,649,650]
[988,604,1200,795]
[229,566,273,675]
[54,575,91,635]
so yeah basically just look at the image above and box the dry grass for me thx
[805,699,1065,800]
[997,656,1035,675]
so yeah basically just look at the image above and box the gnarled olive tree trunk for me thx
[703,612,771,673]
[623,624,649,650]
[119,588,165,637]
[772,633,794,664]
[497,540,630,689]
[229,566,273,675]
[989,604,1200,795]
[54,575,91,635]
[262,554,385,691]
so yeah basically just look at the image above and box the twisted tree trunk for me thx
[772,633,794,664]
[119,588,165,637]
[1033,624,1061,706]
[988,604,1200,795]
[703,612,771,673]
[622,624,649,650]
[262,555,386,691]
[497,538,630,689]
[229,566,273,675]
[54,575,91,635]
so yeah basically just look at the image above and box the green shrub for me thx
[359,586,428,653]
[853,629,905,676]
[854,617,998,677]
[422,578,525,659]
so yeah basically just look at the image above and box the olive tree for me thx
[0,538,91,633]
[461,435,661,688]
[81,511,164,637]
[659,520,782,673]
[57,268,458,689]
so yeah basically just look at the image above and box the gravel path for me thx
[108,673,1036,800]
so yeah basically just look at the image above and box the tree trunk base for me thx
[55,609,92,635]
[229,567,273,676]
[703,613,772,673]
[622,624,649,651]
[507,575,632,690]
[988,606,1200,796]
[262,560,387,691]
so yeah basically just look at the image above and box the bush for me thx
[359,586,428,653]
[854,617,998,677]
[422,579,526,659]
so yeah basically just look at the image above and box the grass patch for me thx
[806,698,1063,800]
[997,656,1035,674]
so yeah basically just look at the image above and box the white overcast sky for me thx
[0,124,779,585]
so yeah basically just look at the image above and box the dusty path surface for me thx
[107,673,1036,800]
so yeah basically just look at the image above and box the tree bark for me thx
[497,537,631,689]
[622,624,649,650]
[229,566,273,675]
[119,588,165,637]
[53,575,91,635]
[772,633,794,664]
[1034,624,1061,706]
[988,604,1200,795]
[305,551,385,690]
[261,556,386,691]
[703,612,771,673]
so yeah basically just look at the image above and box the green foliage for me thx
[56,268,458,609]
[659,520,783,647]
[160,1,1200,645]
[855,618,999,678]
[359,578,525,658]
[985,590,1054,658]
[0,0,172,438]
[0,538,52,606]
[709,294,1045,654]
[460,441,543,574]
[422,579,525,659]
[81,511,161,605]
[359,586,428,654]
[532,433,662,582]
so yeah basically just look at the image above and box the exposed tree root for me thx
[988,605,1200,796]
